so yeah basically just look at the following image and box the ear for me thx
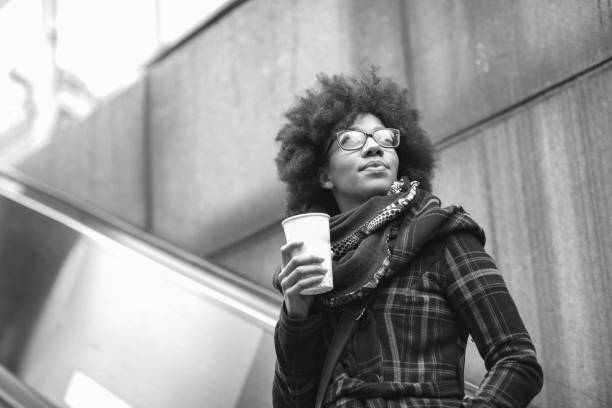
[319,167,333,190]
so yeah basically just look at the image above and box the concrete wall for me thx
[404,0,612,141]
[436,63,612,408]
[16,81,148,227]
[407,3,612,406]
[10,0,612,406]
[181,0,412,286]
[147,0,408,258]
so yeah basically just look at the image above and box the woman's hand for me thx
[278,241,327,319]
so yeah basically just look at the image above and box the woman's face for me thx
[320,113,399,212]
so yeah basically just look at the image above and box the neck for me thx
[334,194,367,214]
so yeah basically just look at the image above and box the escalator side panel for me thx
[0,186,280,408]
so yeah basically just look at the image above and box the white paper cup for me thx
[281,213,333,295]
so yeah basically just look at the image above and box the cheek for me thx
[327,154,355,182]
[390,153,400,177]
[333,162,357,183]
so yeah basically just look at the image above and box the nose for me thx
[361,135,383,157]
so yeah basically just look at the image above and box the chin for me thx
[362,178,393,196]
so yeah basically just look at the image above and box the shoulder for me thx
[442,232,503,297]
[444,231,488,257]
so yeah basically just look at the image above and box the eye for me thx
[337,131,365,149]
[373,129,399,147]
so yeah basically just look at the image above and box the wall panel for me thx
[404,0,612,142]
[148,0,409,256]
[16,81,148,227]
[209,223,284,290]
[435,62,612,408]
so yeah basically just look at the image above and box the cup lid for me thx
[281,212,330,227]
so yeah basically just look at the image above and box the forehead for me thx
[349,113,385,131]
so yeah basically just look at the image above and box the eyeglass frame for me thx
[323,128,400,157]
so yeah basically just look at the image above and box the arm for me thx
[272,304,323,408]
[272,241,328,407]
[444,233,543,408]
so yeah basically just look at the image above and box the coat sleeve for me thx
[444,233,543,408]
[272,303,324,408]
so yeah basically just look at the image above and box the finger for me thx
[285,253,325,271]
[280,241,303,267]
[281,263,325,292]
[281,241,303,253]
[280,264,326,293]
[284,275,325,297]
[277,253,324,283]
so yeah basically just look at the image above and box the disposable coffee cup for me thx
[281,213,333,295]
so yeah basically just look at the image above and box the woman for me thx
[272,69,543,408]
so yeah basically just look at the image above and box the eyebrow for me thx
[344,126,386,132]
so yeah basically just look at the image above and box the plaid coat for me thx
[273,206,543,408]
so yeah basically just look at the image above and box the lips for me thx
[360,160,388,171]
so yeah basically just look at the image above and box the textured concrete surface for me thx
[16,81,148,227]
[148,0,408,256]
[404,0,612,142]
[436,63,612,408]
[208,222,284,289]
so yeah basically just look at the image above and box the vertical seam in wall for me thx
[479,140,498,261]
[142,72,153,232]
[398,0,415,96]
[347,0,359,69]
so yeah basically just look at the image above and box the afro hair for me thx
[275,68,436,216]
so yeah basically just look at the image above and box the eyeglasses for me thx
[324,128,400,156]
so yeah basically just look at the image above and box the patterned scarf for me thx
[272,178,485,307]
[319,179,484,307]
[320,179,423,307]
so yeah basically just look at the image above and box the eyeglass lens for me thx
[337,129,398,150]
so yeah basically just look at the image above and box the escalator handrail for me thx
[0,166,282,331]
